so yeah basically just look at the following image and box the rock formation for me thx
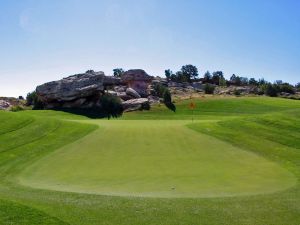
[126,87,141,99]
[36,70,121,109]
[0,100,11,110]
[122,98,149,112]
[121,69,153,97]
[35,69,156,111]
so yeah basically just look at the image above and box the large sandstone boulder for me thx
[121,69,153,97]
[36,70,121,108]
[36,71,106,102]
[126,88,141,98]
[122,98,149,112]
[117,92,132,101]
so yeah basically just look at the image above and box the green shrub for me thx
[26,91,37,106]
[26,91,44,109]
[99,94,123,119]
[233,89,241,96]
[154,83,167,98]
[163,89,176,112]
[141,102,151,110]
[279,83,295,94]
[10,105,25,112]
[204,84,215,94]
[265,83,278,97]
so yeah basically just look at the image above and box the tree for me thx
[99,94,123,119]
[279,83,295,94]
[181,64,198,81]
[296,83,300,91]
[240,77,249,86]
[26,91,44,109]
[219,77,227,87]
[165,69,172,81]
[230,74,242,86]
[235,76,242,86]
[203,71,212,83]
[230,74,237,82]
[212,71,224,85]
[249,78,258,86]
[170,74,177,82]
[163,89,176,112]
[153,83,166,98]
[176,71,188,83]
[26,91,37,106]
[265,83,278,97]
[204,84,215,94]
[113,68,125,77]
[258,78,267,85]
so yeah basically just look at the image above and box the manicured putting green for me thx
[18,120,296,198]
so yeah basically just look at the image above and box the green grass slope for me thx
[0,96,299,225]
[19,120,295,198]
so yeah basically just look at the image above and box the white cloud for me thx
[19,8,39,33]
[19,9,31,31]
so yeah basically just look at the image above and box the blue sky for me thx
[0,0,299,97]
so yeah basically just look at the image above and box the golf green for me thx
[18,120,296,198]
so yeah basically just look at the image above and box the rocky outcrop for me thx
[0,100,11,110]
[117,92,132,101]
[126,88,141,98]
[37,71,105,102]
[0,97,25,110]
[122,98,149,112]
[36,70,121,109]
[215,86,259,95]
[121,69,153,97]
[148,95,160,104]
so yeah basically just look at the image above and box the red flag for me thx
[189,102,196,110]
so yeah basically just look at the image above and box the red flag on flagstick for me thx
[189,102,196,110]
[189,101,196,122]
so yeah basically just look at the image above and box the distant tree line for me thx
[164,64,298,97]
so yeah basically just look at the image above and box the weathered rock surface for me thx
[215,86,258,95]
[0,100,11,110]
[121,69,153,97]
[126,88,141,99]
[0,97,25,110]
[36,71,121,108]
[148,95,160,104]
[122,98,149,112]
[117,92,132,101]
[107,90,118,96]
[114,85,127,92]
[37,71,105,102]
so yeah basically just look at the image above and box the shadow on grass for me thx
[52,107,110,119]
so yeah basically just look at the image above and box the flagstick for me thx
[192,109,194,122]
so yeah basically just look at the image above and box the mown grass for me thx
[18,120,295,198]
[0,96,299,225]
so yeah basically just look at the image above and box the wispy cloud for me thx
[19,9,31,31]
[19,8,39,32]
